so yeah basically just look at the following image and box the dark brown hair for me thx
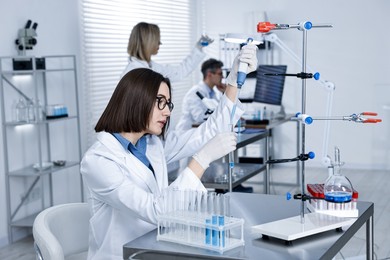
[95,68,171,138]
[201,58,223,79]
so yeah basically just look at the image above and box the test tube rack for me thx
[157,211,245,253]
[306,184,359,218]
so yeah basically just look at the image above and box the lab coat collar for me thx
[129,56,151,68]
[198,81,214,97]
[96,132,161,194]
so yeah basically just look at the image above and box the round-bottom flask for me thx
[324,147,353,203]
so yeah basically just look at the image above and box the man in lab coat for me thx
[175,58,226,132]
[175,58,253,193]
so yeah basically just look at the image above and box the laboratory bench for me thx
[123,193,374,260]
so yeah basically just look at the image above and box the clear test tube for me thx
[222,194,230,246]
[199,191,208,244]
[188,190,197,243]
[183,189,190,217]
[189,190,197,217]
[223,194,231,218]
[318,199,325,211]
[328,201,335,211]
[335,202,341,211]
[192,190,200,243]
[216,194,225,248]
[207,192,216,217]
[174,188,184,238]
[167,188,176,237]
[172,187,179,216]
[161,188,169,236]
[351,198,357,210]
[180,189,188,238]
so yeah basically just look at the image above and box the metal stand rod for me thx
[228,124,234,192]
[300,29,308,224]
[265,135,269,194]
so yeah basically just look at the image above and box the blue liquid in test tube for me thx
[212,215,219,246]
[205,219,211,245]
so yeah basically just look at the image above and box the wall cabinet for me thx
[0,55,83,243]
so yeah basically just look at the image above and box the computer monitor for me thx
[253,65,287,106]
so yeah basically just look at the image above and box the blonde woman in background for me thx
[121,21,213,81]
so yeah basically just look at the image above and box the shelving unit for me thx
[0,55,83,243]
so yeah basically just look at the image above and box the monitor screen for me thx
[253,65,287,106]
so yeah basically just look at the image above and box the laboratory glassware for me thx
[324,147,353,203]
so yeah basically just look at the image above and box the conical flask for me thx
[324,147,353,203]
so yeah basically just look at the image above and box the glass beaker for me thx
[324,147,353,203]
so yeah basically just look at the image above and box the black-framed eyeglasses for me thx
[156,96,174,112]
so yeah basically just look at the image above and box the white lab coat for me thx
[175,81,223,132]
[80,95,244,260]
[121,48,206,81]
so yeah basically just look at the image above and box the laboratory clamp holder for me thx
[250,20,382,243]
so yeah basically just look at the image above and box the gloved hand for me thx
[226,44,258,87]
[192,132,237,170]
[196,35,214,50]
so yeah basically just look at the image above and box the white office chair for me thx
[33,203,90,260]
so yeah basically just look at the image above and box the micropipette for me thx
[228,38,254,191]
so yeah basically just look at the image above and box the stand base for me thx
[251,212,356,241]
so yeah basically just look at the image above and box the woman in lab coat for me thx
[80,44,258,260]
[121,21,213,80]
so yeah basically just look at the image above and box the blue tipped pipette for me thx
[228,38,253,191]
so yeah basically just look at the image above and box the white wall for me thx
[0,0,83,247]
[203,0,390,169]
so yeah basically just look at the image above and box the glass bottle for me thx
[27,99,35,122]
[324,147,353,203]
[15,98,27,122]
[35,99,43,121]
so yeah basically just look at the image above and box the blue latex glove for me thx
[196,35,214,49]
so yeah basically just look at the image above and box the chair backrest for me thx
[33,203,90,260]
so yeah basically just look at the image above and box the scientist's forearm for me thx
[224,84,238,103]
[187,158,205,179]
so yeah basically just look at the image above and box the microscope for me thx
[15,20,38,55]
[13,20,45,70]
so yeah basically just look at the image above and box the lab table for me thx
[123,193,374,260]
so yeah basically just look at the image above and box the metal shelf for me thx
[0,55,83,243]
[3,115,78,126]
[10,213,39,227]
[9,161,80,177]
[1,68,76,75]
